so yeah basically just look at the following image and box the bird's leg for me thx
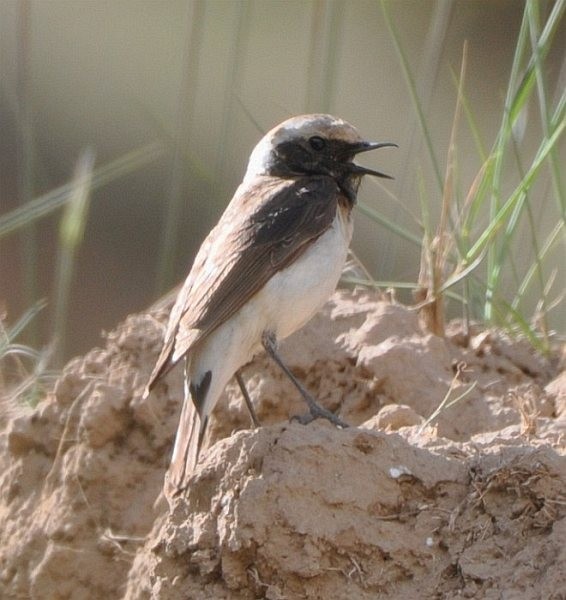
[261,331,348,428]
[235,369,260,427]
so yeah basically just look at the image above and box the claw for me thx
[291,405,349,428]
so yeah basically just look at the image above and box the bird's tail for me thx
[165,401,206,499]
[164,365,211,500]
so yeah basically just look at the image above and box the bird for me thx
[144,113,395,497]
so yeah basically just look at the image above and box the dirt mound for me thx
[0,290,564,599]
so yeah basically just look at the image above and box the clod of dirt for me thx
[0,289,564,600]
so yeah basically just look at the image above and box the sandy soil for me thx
[0,289,564,600]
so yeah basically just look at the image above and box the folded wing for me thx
[144,174,339,394]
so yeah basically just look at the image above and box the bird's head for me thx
[244,114,396,203]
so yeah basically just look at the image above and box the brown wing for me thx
[144,175,339,394]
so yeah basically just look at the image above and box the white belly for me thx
[189,208,352,414]
[254,207,352,340]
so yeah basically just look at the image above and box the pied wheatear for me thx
[144,114,395,497]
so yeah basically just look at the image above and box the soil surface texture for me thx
[1,290,564,599]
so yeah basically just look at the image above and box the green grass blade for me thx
[0,142,163,239]
[341,277,467,304]
[528,0,566,221]
[381,0,443,190]
[485,0,565,320]
[512,220,564,311]
[494,299,547,354]
[450,66,488,162]
[466,117,565,262]
[356,202,422,247]
[52,149,96,366]
[155,1,205,295]
[0,300,47,357]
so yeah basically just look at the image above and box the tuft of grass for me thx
[414,41,469,337]
[375,0,565,353]
[419,362,477,431]
[0,301,54,409]
[0,141,164,399]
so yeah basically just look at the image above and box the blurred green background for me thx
[1,0,564,364]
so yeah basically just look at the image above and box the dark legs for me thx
[235,369,260,427]
[261,331,348,428]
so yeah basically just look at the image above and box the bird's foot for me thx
[291,400,349,429]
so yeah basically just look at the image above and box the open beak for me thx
[349,141,397,179]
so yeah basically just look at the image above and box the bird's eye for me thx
[308,136,326,151]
